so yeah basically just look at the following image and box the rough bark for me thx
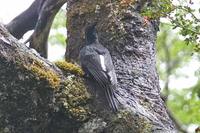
[0,24,90,133]
[66,0,176,132]
[6,0,44,39]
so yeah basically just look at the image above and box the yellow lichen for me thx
[55,61,84,76]
[30,66,60,88]
[26,60,61,89]
[68,106,89,121]
[65,78,89,105]
[60,76,91,122]
[120,0,136,7]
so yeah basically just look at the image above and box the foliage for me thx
[192,82,200,98]
[170,4,200,52]
[51,9,66,29]
[141,0,174,19]
[49,32,66,46]
[49,8,66,46]
[156,23,193,82]
[167,88,200,125]
[142,0,200,52]
[157,24,200,129]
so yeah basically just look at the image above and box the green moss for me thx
[26,60,60,89]
[30,66,60,88]
[59,76,91,122]
[55,61,84,76]
[107,110,152,133]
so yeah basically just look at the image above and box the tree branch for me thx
[0,23,90,132]
[29,0,67,58]
[6,0,67,58]
[6,0,45,39]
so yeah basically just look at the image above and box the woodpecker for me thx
[79,23,119,112]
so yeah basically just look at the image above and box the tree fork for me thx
[6,0,67,58]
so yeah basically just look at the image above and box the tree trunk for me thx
[66,0,176,132]
[0,0,176,132]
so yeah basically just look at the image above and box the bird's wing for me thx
[81,53,118,112]
[103,51,118,86]
[83,47,118,86]
[81,54,109,85]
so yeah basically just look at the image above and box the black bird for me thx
[79,23,119,112]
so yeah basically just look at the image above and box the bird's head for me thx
[85,22,98,45]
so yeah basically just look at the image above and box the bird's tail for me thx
[87,69,119,112]
[105,85,119,112]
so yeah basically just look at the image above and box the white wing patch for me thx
[99,55,106,71]
[0,36,10,44]
[108,70,117,85]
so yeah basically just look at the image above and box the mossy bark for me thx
[0,24,90,133]
[66,0,176,132]
[1,22,153,133]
